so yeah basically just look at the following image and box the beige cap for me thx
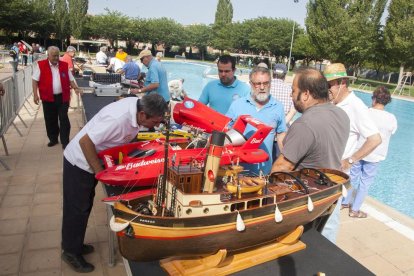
[138,50,152,60]
[323,63,356,81]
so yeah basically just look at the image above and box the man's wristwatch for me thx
[347,158,354,164]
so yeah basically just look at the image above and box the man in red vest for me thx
[32,46,81,149]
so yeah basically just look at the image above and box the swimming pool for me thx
[162,61,414,219]
[354,91,414,219]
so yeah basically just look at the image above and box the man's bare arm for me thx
[271,154,295,173]
[79,134,104,174]
[341,133,382,171]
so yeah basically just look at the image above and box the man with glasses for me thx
[130,50,170,102]
[226,66,286,175]
[199,55,250,114]
[321,63,381,243]
[61,94,168,273]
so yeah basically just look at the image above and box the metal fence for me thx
[0,65,37,170]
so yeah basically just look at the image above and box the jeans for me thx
[342,160,379,212]
[321,197,341,244]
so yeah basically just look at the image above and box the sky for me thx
[88,0,309,27]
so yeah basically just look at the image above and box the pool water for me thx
[163,61,212,99]
[354,91,414,219]
[162,61,414,219]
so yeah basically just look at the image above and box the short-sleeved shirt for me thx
[60,53,74,73]
[63,97,140,173]
[115,51,127,62]
[199,77,250,114]
[32,61,74,94]
[337,92,379,159]
[226,96,286,174]
[96,51,108,64]
[358,108,397,162]
[144,59,170,102]
[281,103,350,170]
[270,78,293,115]
[109,57,125,72]
[122,61,140,80]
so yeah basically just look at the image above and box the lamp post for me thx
[287,21,295,74]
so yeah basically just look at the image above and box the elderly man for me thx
[321,63,382,243]
[61,94,168,273]
[199,55,250,114]
[130,50,170,102]
[118,55,140,80]
[226,66,286,175]
[32,46,81,149]
[60,46,76,75]
[95,46,108,65]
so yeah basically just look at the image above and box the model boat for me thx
[96,99,273,187]
[109,130,350,262]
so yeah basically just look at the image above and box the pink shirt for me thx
[60,53,74,73]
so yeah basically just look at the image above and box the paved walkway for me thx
[1,66,414,275]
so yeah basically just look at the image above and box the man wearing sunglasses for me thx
[130,50,170,102]
[321,63,381,243]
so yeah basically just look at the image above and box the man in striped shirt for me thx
[269,63,296,159]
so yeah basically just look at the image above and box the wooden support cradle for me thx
[160,225,306,276]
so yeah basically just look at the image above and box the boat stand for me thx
[160,225,306,276]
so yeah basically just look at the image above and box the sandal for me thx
[341,204,350,210]
[349,210,368,218]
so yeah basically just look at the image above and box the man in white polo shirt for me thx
[321,63,381,243]
[61,93,168,273]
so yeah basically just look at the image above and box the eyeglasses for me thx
[251,81,270,88]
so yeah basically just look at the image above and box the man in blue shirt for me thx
[118,55,140,80]
[130,50,170,102]
[226,66,286,175]
[199,55,250,114]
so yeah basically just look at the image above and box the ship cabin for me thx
[165,164,279,218]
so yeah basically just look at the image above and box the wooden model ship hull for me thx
[112,168,349,262]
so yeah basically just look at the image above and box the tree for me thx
[186,24,212,60]
[211,0,233,51]
[54,0,70,48]
[384,0,414,83]
[214,0,233,25]
[0,0,35,39]
[68,0,88,39]
[86,9,131,46]
[306,0,387,73]
[292,33,320,66]
[242,17,300,57]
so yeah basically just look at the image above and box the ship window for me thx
[247,199,260,209]
[186,208,192,215]
[223,205,229,212]
[230,202,245,212]
[262,196,275,206]
[180,177,184,183]
[203,208,209,214]
[187,177,191,183]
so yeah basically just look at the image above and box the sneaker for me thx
[62,251,94,273]
[82,244,94,255]
[47,141,58,147]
